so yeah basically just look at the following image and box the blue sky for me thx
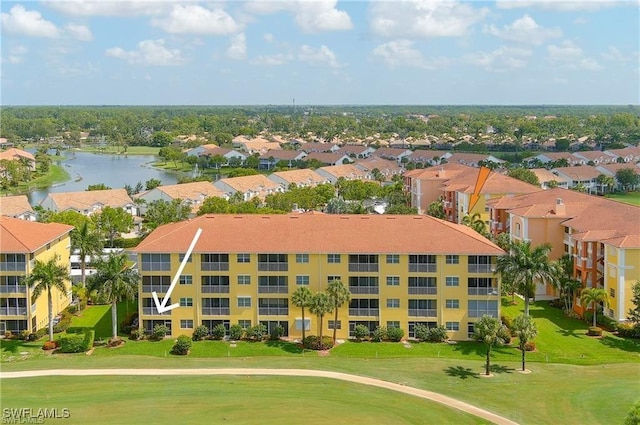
[1,0,638,105]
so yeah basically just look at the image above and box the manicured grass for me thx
[0,164,70,196]
[67,301,137,339]
[605,191,640,206]
[1,375,487,425]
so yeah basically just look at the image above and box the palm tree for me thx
[512,314,538,371]
[309,292,333,346]
[326,279,351,345]
[462,213,487,236]
[25,256,69,342]
[72,221,103,287]
[88,252,139,340]
[496,240,556,316]
[291,286,313,341]
[473,315,508,376]
[580,287,610,327]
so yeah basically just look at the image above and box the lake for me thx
[27,151,182,205]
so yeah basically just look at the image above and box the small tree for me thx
[326,279,350,345]
[473,315,508,376]
[580,287,610,328]
[291,286,313,341]
[309,292,333,345]
[172,335,192,355]
[627,280,640,325]
[512,314,538,371]
[193,325,209,341]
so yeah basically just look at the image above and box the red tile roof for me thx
[0,217,73,252]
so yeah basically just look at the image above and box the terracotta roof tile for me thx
[43,189,134,212]
[0,216,73,252]
[0,195,34,217]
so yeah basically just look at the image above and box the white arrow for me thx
[152,227,202,314]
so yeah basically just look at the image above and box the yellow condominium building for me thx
[135,213,504,340]
[0,217,73,334]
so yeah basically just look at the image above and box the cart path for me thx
[0,368,518,425]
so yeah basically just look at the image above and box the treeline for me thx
[1,105,639,146]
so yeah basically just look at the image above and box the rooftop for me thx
[0,195,34,217]
[0,216,73,253]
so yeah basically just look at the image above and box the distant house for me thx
[136,182,227,216]
[526,152,584,167]
[0,138,14,149]
[605,147,640,164]
[268,169,329,189]
[304,152,352,166]
[259,150,307,170]
[315,164,370,184]
[186,144,219,157]
[572,150,617,165]
[529,168,570,189]
[0,148,36,172]
[446,153,504,168]
[406,150,451,166]
[335,145,376,159]
[214,174,284,201]
[551,166,601,194]
[299,142,340,154]
[355,157,404,181]
[233,136,282,155]
[372,147,412,163]
[40,189,138,216]
[0,195,36,221]
[595,163,640,190]
[197,147,247,164]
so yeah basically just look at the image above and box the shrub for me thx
[172,335,192,355]
[42,341,58,350]
[108,337,125,347]
[269,324,284,341]
[67,305,78,314]
[152,324,169,340]
[371,326,387,342]
[82,330,95,351]
[53,318,71,334]
[57,333,85,353]
[130,328,144,341]
[625,400,640,425]
[598,315,618,332]
[524,341,536,351]
[425,325,449,343]
[353,324,370,341]
[587,326,603,336]
[617,323,640,339]
[386,326,404,342]
[497,325,512,345]
[120,312,139,335]
[193,325,209,341]
[302,335,333,350]
[19,330,31,341]
[246,324,267,341]
[4,331,13,339]
[413,324,429,341]
[229,324,244,341]
[211,324,227,340]
[501,315,512,330]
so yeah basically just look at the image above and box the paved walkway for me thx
[1,368,518,425]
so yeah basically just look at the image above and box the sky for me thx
[1,0,639,105]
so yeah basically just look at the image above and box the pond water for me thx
[27,151,182,205]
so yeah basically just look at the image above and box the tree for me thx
[92,207,134,248]
[291,286,313,341]
[595,174,615,195]
[25,256,69,342]
[473,315,508,376]
[427,197,445,219]
[152,131,173,147]
[88,253,139,339]
[145,178,161,190]
[326,279,350,345]
[616,168,639,192]
[496,240,556,316]
[580,287,610,327]
[507,168,540,186]
[72,221,103,287]
[143,199,191,232]
[627,280,640,325]
[512,314,538,371]
[86,183,111,191]
[309,292,333,345]
[552,254,581,314]
[461,213,488,237]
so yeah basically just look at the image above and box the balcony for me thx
[468,264,494,273]
[257,263,288,272]
[408,264,437,273]
[468,287,499,296]
[201,286,230,294]
[142,307,171,316]
[348,308,379,316]
[0,285,26,294]
[408,309,437,317]
[444,201,453,208]
[141,285,171,293]
[348,264,379,273]
[31,303,36,314]
[0,307,28,315]
[408,287,437,295]
[490,221,504,231]
[0,263,26,272]
[258,286,289,294]
[201,307,230,316]
[563,234,572,245]
[349,286,379,295]
[201,262,229,271]
[258,307,289,315]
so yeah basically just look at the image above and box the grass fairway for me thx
[0,164,70,196]
[605,191,640,206]
[1,375,488,425]
[67,301,137,339]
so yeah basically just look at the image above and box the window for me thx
[238,320,251,329]
[296,275,310,286]
[327,275,341,283]
[258,254,288,271]
[386,299,400,308]
[445,322,459,331]
[237,253,250,263]
[178,253,192,263]
[327,254,341,264]
[610,288,616,298]
[408,299,437,317]
[515,223,521,237]
[180,320,194,329]
[328,320,341,330]
[386,254,399,264]
[349,254,379,272]
[295,318,310,331]
[202,298,230,315]
[201,254,230,271]
[468,278,496,295]
[445,276,459,287]
[258,298,288,315]
[408,321,436,338]
[180,298,193,307]
[408,255,436,272]
[386,321,400,329]
[468,323,475,339]
[201,276,230,293]
[296,254,309,263]
[142,275,171,293]
[237,275,251,285]
[179,275,192,285]
[141,253,170,271]
[408,277,437,294]
[386,276,400,286]
[445,299,459,309]
[237,296,251,308]
[348,276,379,294]
[348,299,379,316]
[446,255,459,264]
[468,300,498,318]
[258,276,288,293]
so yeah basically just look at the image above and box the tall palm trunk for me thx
[332,308,339,344]
[524,298,530,317]
[48,288,54,342]
[301,306,306,341]
[111,301,118,339]
[485,346,491,376]
[318,315,323,342]
[521,346,526,371]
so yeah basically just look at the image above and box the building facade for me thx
[135,214,503,340]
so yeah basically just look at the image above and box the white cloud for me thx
[65,24,93,42]
[547,40,603,70]
[246,0,352,33]
[4,45,28,64]
[372,39,448,70]
[43,0,171,17]
[484,14,562,45]
[226,33,247,60]
[151,4,241,35]
[263,33,274,43]
[1,5,60,38]
[601,46,631,62]
[573,17,588,25]
[105,39,186,66]
[298,45,341,68]
[369,0,489,38]
[465,46,532,71]
[495,0,622,11]
[251,53,293,66]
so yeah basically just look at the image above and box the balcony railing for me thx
[0,307,28,315]
[491,221,504,231]
[0,285,26,294]
[258,286,289,294]
[201,263,229,271]
[468,264,493,273]
[141,285,171,293]
[408,308,437,317]
[468,287,499,296]
[142,307,171,316]
[349,286,379,295]
[257,263,288,272]
[201,286,230,294]
[258,307,289,315]
[408,264,436,273]
[0,263,26,272]
[31,303,36,314]
[408,287,437,295]
[348,308,379,316]
[201,307,230,316]
[444,201,453,208]
[348,264,379,272]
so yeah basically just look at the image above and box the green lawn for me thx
[0,164,70,196]
[605,191,640,206]
[67,301,137,339]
